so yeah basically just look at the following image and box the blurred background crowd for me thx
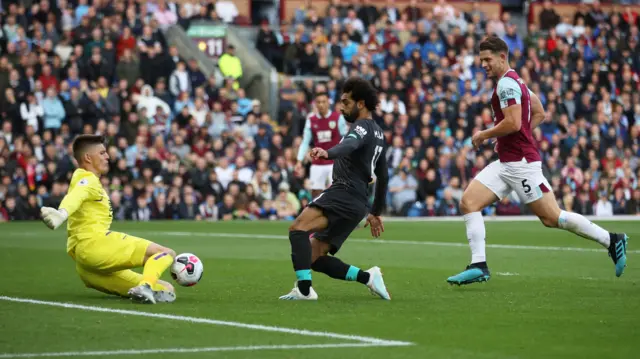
[0,0,639,222]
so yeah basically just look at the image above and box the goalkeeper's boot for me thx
[447,262,491,286]
[154,289,176,303]
[608,233,628,277]
[128,283,156,304]
[365,266,391,300]
[278,282,318,300]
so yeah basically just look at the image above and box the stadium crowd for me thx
[0,0,639,222]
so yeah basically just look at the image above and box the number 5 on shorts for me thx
[521,179,531,194]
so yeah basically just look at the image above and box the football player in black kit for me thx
[279,77,391,301]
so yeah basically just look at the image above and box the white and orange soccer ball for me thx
[170,253,204,287]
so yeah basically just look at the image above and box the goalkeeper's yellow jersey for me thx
[59,168,113,256]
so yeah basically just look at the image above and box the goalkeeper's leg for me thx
[77,266,176,303]
[74,232,176,303]
[128,242,176,304]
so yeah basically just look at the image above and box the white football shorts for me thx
[475,159,551,204]
[309,164,333,191]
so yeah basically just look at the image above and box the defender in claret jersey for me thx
[447,36,628,286]
[296,92,349,198]
[40,135,177,304]
[280,77,391,301]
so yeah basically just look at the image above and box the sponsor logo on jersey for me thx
[374,130,384,139]
[499,88,515,101]
[317,130,332,143]
[354,125,367,138]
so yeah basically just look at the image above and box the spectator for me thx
[215,0,239,24]
[594,191,614,217]
[136,85,171,119]
[219,193,236,221]
[273,183,297,220]
[538,0,560,31]
[151,192,174,220]
[218,45,242,90]
[129,195,151,221]
[38,65,59,92]
[116,49,140,89]
[496,196,521,216]
[178,186,200,220]
[1,0,639,224]
[199,194,219,221]
[20,93,43,133]
[627,189,640,215]
[256,19,279,65]
[155,1,178,29]
[388,168,418,215]
[502,24,524,56]
[42,88,65,132]
[573,191,594,216]
[187,59,206,92]
[419,169,440,201]
[419,196,438,217]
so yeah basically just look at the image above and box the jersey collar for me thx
[317,110,332,119]
[499,68,515,79]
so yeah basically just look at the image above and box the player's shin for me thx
[311,256,370,284]
[558,210,611,248]
[289,230,313,295]
[465,212,487,264]
[140,252,174,287]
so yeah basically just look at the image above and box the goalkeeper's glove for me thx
[40,207,68,230]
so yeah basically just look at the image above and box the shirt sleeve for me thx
[371,147,389,216]
[343,120,369,143]
[296,115,313,162]
[326,120,369,159]
[338,115,349,136]
[497,77,523,109]
[59,177,100,216]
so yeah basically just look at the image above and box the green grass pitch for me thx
[1,220,639,358]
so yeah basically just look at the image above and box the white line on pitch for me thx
[0,343,399,358]
[143,231,640,254]
[4,230,635,254]
[0,296,412,347]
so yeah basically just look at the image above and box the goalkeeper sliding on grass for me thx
[41,134,176,304]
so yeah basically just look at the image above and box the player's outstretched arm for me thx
[324,136,361,159]
[296,116,313,163]
[41,207,68,230]
[367,151,388,238]
[338,115,349,136]
[371,150,389,216]
[41,180,92,230]
[325,121,368,159]
[529,91,545,130]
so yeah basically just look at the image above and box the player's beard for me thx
[343,106,359,123]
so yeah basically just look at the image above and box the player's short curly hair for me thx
[72,134,106,162]
[342,77,378,112]
[479,35,509,55]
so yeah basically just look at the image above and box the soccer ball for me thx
[170,253,204,287]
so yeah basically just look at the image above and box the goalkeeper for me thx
[41,135,176,304]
